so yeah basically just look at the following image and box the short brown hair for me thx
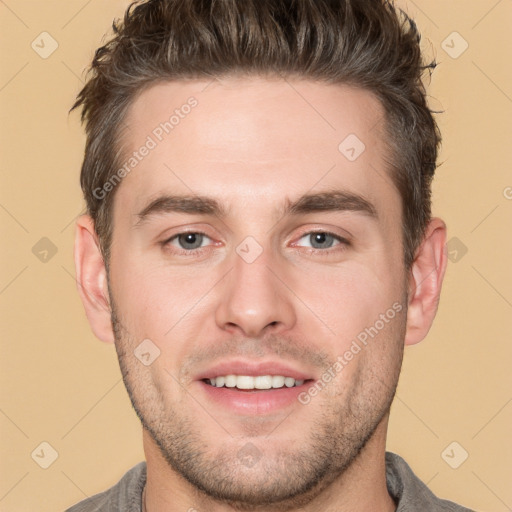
[72,0,440,268]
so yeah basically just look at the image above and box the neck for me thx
[142,418,396,512]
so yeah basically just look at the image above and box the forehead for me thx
[115,77,395,217]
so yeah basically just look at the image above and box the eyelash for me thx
[293,231,350,257]
[161,231,217,258]
[161,230,350,258]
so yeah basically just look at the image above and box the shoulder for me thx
[65,461,147,512]
[386,452,476,511]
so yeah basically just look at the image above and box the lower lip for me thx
[197,381,309,415]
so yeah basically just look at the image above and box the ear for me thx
[404,218,448,346]
[74,215,115,343]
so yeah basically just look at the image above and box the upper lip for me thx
[194,359,315,381]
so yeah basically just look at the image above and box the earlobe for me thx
[404,218,448,346]
[74,215,115,344]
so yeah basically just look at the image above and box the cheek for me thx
[109,252,220,342]
[109,255,171,336]
[290,258,405,348]
[314,301,406,408]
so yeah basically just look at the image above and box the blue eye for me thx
[296,232,345,250]
[301,232,338,249]
[167,232,212,251]
[161,230,349,258]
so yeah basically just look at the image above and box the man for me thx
[67,0,474,510]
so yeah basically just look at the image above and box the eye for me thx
[165,232,213,251]
[161,230,348,257]
[296,231,345,250]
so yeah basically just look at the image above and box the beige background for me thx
[0,1,511,510]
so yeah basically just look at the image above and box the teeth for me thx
[271,375,285,388]
[284,377,295,388]
[237,376,255,390]
[254,376,272,389]
[207,375,305,390]
[225,375,237,388]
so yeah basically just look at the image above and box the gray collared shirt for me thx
[65,452,476,511]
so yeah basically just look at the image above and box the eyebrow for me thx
[134,190,377,226]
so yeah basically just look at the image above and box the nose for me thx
[214,247,297,338]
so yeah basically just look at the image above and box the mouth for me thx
[195,361,316,414]
[202,375,308,390]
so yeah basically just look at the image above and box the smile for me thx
[204,375,305,390]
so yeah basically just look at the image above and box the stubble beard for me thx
[110,301,405,511]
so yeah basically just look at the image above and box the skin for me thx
[75,77,447,512]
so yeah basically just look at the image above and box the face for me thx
[107,78,408,506]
